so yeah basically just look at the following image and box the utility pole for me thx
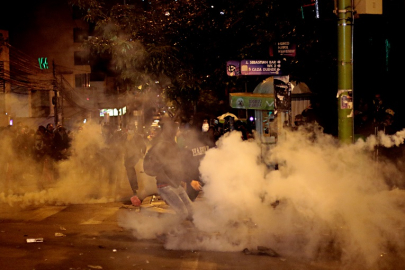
[336,0,354,143]
[52,60,58,126]
[60,74,64,126]
[0,30,11,126]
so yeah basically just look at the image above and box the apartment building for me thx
[0,0,131,130]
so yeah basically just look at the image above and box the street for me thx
[0,156,404,270]
[0,154,405,270]
[0,200,345,270]
[0,141,404,270]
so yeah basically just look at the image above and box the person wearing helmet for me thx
[383,108,397,135]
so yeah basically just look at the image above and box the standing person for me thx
[27,128,36,159]
[124,128,146,206]
[371,93,386,125]
[234,120,248,141]
[43,123,55,157]
[14,124,30,158]
[34,126,47,157]
[1,126,15,192]
[143,118,195,220]
[301,99,321,125]
[33,125,47,187]
[104,129,126,197]
[42,123,56,185]
[53,125,70,161]
[210,118,223,142]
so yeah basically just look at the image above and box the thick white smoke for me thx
[0,122,134,207]
[3,113,405,268]
[120,126,405,269]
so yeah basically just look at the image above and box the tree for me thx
[69,0,337,116]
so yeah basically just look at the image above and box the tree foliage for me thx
[69,0,337,114]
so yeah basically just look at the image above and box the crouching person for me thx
[143,118,197,220]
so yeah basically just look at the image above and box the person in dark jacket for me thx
[144,118,195,220]
[124,128,146,205]
[14,124,30,157]
[180,119,215,201]
[53,125,70,161]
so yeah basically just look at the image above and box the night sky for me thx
[0,1,38,41]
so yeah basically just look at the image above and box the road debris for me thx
[271,200,280,208]
[140,195,175,214]
[141,195,167,208]
[243,246,279,257]
[87,265,103,269]
[26,238,44,243]
[55,232,66,237]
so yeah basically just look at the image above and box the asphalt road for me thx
[0,199,348,270]
[1,158,404,270]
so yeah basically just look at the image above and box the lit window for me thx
[75,74,90,88]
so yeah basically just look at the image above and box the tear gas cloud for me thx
[0,14,169,208]
[0,121,136,207]
[2,103,405,268]
[120,127,405,269]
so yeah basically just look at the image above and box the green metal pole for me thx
[337,0,354,144]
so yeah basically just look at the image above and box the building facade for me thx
[0,0,132,131]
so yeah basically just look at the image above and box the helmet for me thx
[385,108,395,116]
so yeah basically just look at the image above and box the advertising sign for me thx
[340,95,353,109]
[226,61,241,76]
[229,93,275,110]
[38,57,49,69]
[274,79,291,111]
[269,41,296,57]
[240,60,282,76]
[100,106,127,117]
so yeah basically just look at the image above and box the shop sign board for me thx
[226,60,241,76]
[229,93,275,110]
[269,41,297,57]
[240,60,282,75]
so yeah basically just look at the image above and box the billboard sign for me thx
[229,93,275,110]
[38,57,49,69]
[226,61,241,76]
[100,106,127,117]
[240,60,282,76]
[269,41,297,57]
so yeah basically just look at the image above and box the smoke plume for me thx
[2,116,405,268]
[0,121,135,207]
[120,126,405,269]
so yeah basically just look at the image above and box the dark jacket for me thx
[182,129,215,182]
[144,119,198,188]
[53,128,70,160]
[150,138,185,187]
[124,133,146,167]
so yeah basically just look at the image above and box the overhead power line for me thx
[0,42,54,92]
